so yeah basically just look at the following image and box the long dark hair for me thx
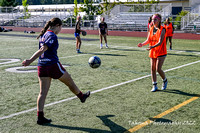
[37,17,62,39]
[165,18,171,25]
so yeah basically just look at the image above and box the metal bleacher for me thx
[15,12,69,27]
[104,3,172,31]
[181,5,200,32]
[107,12,153,31]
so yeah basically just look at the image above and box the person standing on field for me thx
[22,17,90,125]
[74,16,86,53]
[137,14,168,92]
[164,18,174,50]
[99,17,109,49]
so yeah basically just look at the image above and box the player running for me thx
[137,14,168,92]
[22,18,90,125]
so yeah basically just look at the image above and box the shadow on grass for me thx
[84,52,127,57]
[160,89,200,97]
[174,49,200,53]
[96,115,130,133]
[44,115,130,133]
[110,48,141,52]
[168,53,200,57]
[0,33,98,41]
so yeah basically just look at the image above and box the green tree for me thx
[74,0,78,16]
[79,0,104,17]
[22,0,30,19]
[0,0,17,7]
[174,10,188,29]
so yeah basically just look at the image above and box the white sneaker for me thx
[100,46,103,49]
[106,45,109,48]
[161,80,168,90]
[151,85,158,92]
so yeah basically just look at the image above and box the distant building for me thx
[100,0,191,15]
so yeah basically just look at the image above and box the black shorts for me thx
[158,54,167,57]
[100,32,106,35]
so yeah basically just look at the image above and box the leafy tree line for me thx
[0,0,84,6]
[17,0,84,5]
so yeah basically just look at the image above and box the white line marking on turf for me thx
[1,60,200,120]
[0,59,20,65]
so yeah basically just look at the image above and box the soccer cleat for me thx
[161,80,168,90]
[106,45,109,48]
[77,50,82,54]
[151,85,158,92]
[80,91,90,103]
[37,117,52,125]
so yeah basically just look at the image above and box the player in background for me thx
[147,15,153,32]
[137,14,168,92]
[22,18,90,125]
[74,16,86,53]
[164,18,174,50]
[99,17,108,49]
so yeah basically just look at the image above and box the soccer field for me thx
[0,32,200,133]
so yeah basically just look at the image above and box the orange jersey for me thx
[164,23,173,37]
[148,26,167,58]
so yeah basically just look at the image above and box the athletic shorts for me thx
[38,62,66,79]
[158,54,167,57]
[74,32,80,37]
[100,32,106,36]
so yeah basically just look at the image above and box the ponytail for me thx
[37,18,62,39]
[37,21,51,39]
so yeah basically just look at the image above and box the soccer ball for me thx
[82,31,87,36]
[88,56,101,68]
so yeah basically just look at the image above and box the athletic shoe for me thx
[100,46,103,49]
[106,45,109,48]
[37,117,52,125]
[77,50,82,53]
[161,80,168,90]
[151,85,158,92]
[80,91,90,103]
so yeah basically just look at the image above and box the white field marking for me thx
[0,63,22,68]
[0,46,37,51]
[0,59,20,65]
[5,66,37,73]
[171,49,200,55]
[113,45,200,55]
[0,49,115,68]
[5,65,70,73]
[0,60,200,120]
[0,37,37,42]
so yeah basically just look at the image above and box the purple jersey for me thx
[38,30,59,66]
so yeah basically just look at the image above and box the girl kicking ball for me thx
[22,18,90,125]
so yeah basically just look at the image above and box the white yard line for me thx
[1,60,200,120]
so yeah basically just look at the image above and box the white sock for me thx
[152,82,157,86]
